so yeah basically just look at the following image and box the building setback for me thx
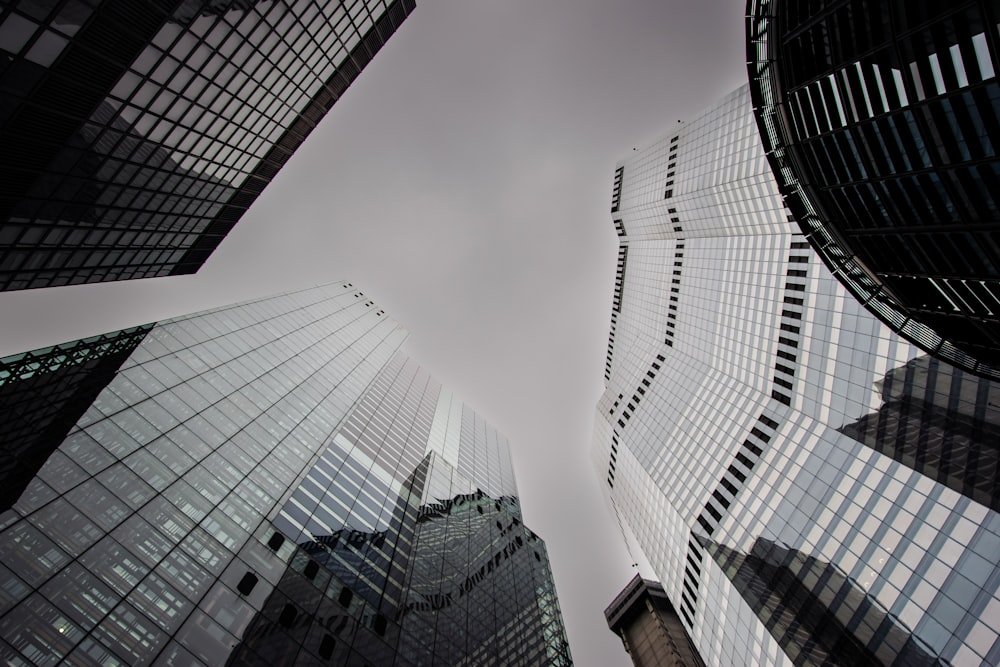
[0,0,412,291]
[747,0,1000,378]
[0,282,572,665]
[593,86,1000,666]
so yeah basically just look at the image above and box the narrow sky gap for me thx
[0,1,747,663]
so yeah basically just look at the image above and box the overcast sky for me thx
[0,0,747,663]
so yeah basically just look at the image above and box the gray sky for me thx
[0,0,746,663]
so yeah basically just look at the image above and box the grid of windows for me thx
[0,0,414,291]
[0,282,406,664]
[0,283,572,664]
[748,0,1000,378]
[397,454,571,666]
[594,85,1000,666]
[0,323,153,512]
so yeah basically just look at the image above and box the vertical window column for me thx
[664,136,679,199]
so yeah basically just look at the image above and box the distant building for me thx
[605,574,704,667]
[593,86,1000,666]
[747,0,1000,377]
[0,283,572,665]
[0,0,413,290]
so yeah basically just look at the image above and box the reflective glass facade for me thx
[0,0,413,291]
[0,283,571,665]
[747,0,1000,378]
[0,324,152,512]
[593,86,1000,667]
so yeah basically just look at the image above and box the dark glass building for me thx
[604,575,704,667]
[0,0,413,291]
[0,283,572,665]
[747,0,1000,379]
[0,324,152,512]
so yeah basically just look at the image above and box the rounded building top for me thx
[747,0,1000,380]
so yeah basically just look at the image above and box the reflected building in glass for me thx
[747,0,1000,378]
[593,85,1000,667]
[0,0,413,291]
[0,282,571,665]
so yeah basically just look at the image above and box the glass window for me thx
[123,448,177,491]
[109,411,158,447]
[39,562,119,630]
[24,30,67,67]
[12,477,59,516]
[95,464,156,509]
[111,515,173,567]
[155,547,211,602]
[0,593,83,663]
[200,508,250,552]
[145,438,196,476]
[162,479,213,523]
[36,450,88,494]
[79,536,149,596]
[28,497,103,556]
[166,424,213,462]
[0,13,37,54]
[89,599,165,663]
[60,431,115,475]
[139,496,194,543]
[129,571,191,633]
[179,526,229,576]
[196,581,256,638]
[65,479,130,532]
[174,610,239,665]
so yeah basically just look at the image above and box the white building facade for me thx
[594,86,1000,667]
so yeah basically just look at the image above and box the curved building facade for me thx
[747,0,1000,379]
[594,85,1000,667]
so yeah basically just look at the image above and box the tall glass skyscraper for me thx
[594,86,1000,666]
[0,283,571,665]
[747,0,1000,378]
[0,0,413,291]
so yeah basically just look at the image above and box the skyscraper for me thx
[0,0,413,291]
[0,283,571,665]
[604,574,704,667]
[594,86,1000,666]
[746,0,1000,377]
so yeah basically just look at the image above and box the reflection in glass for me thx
[0,284,572,664]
